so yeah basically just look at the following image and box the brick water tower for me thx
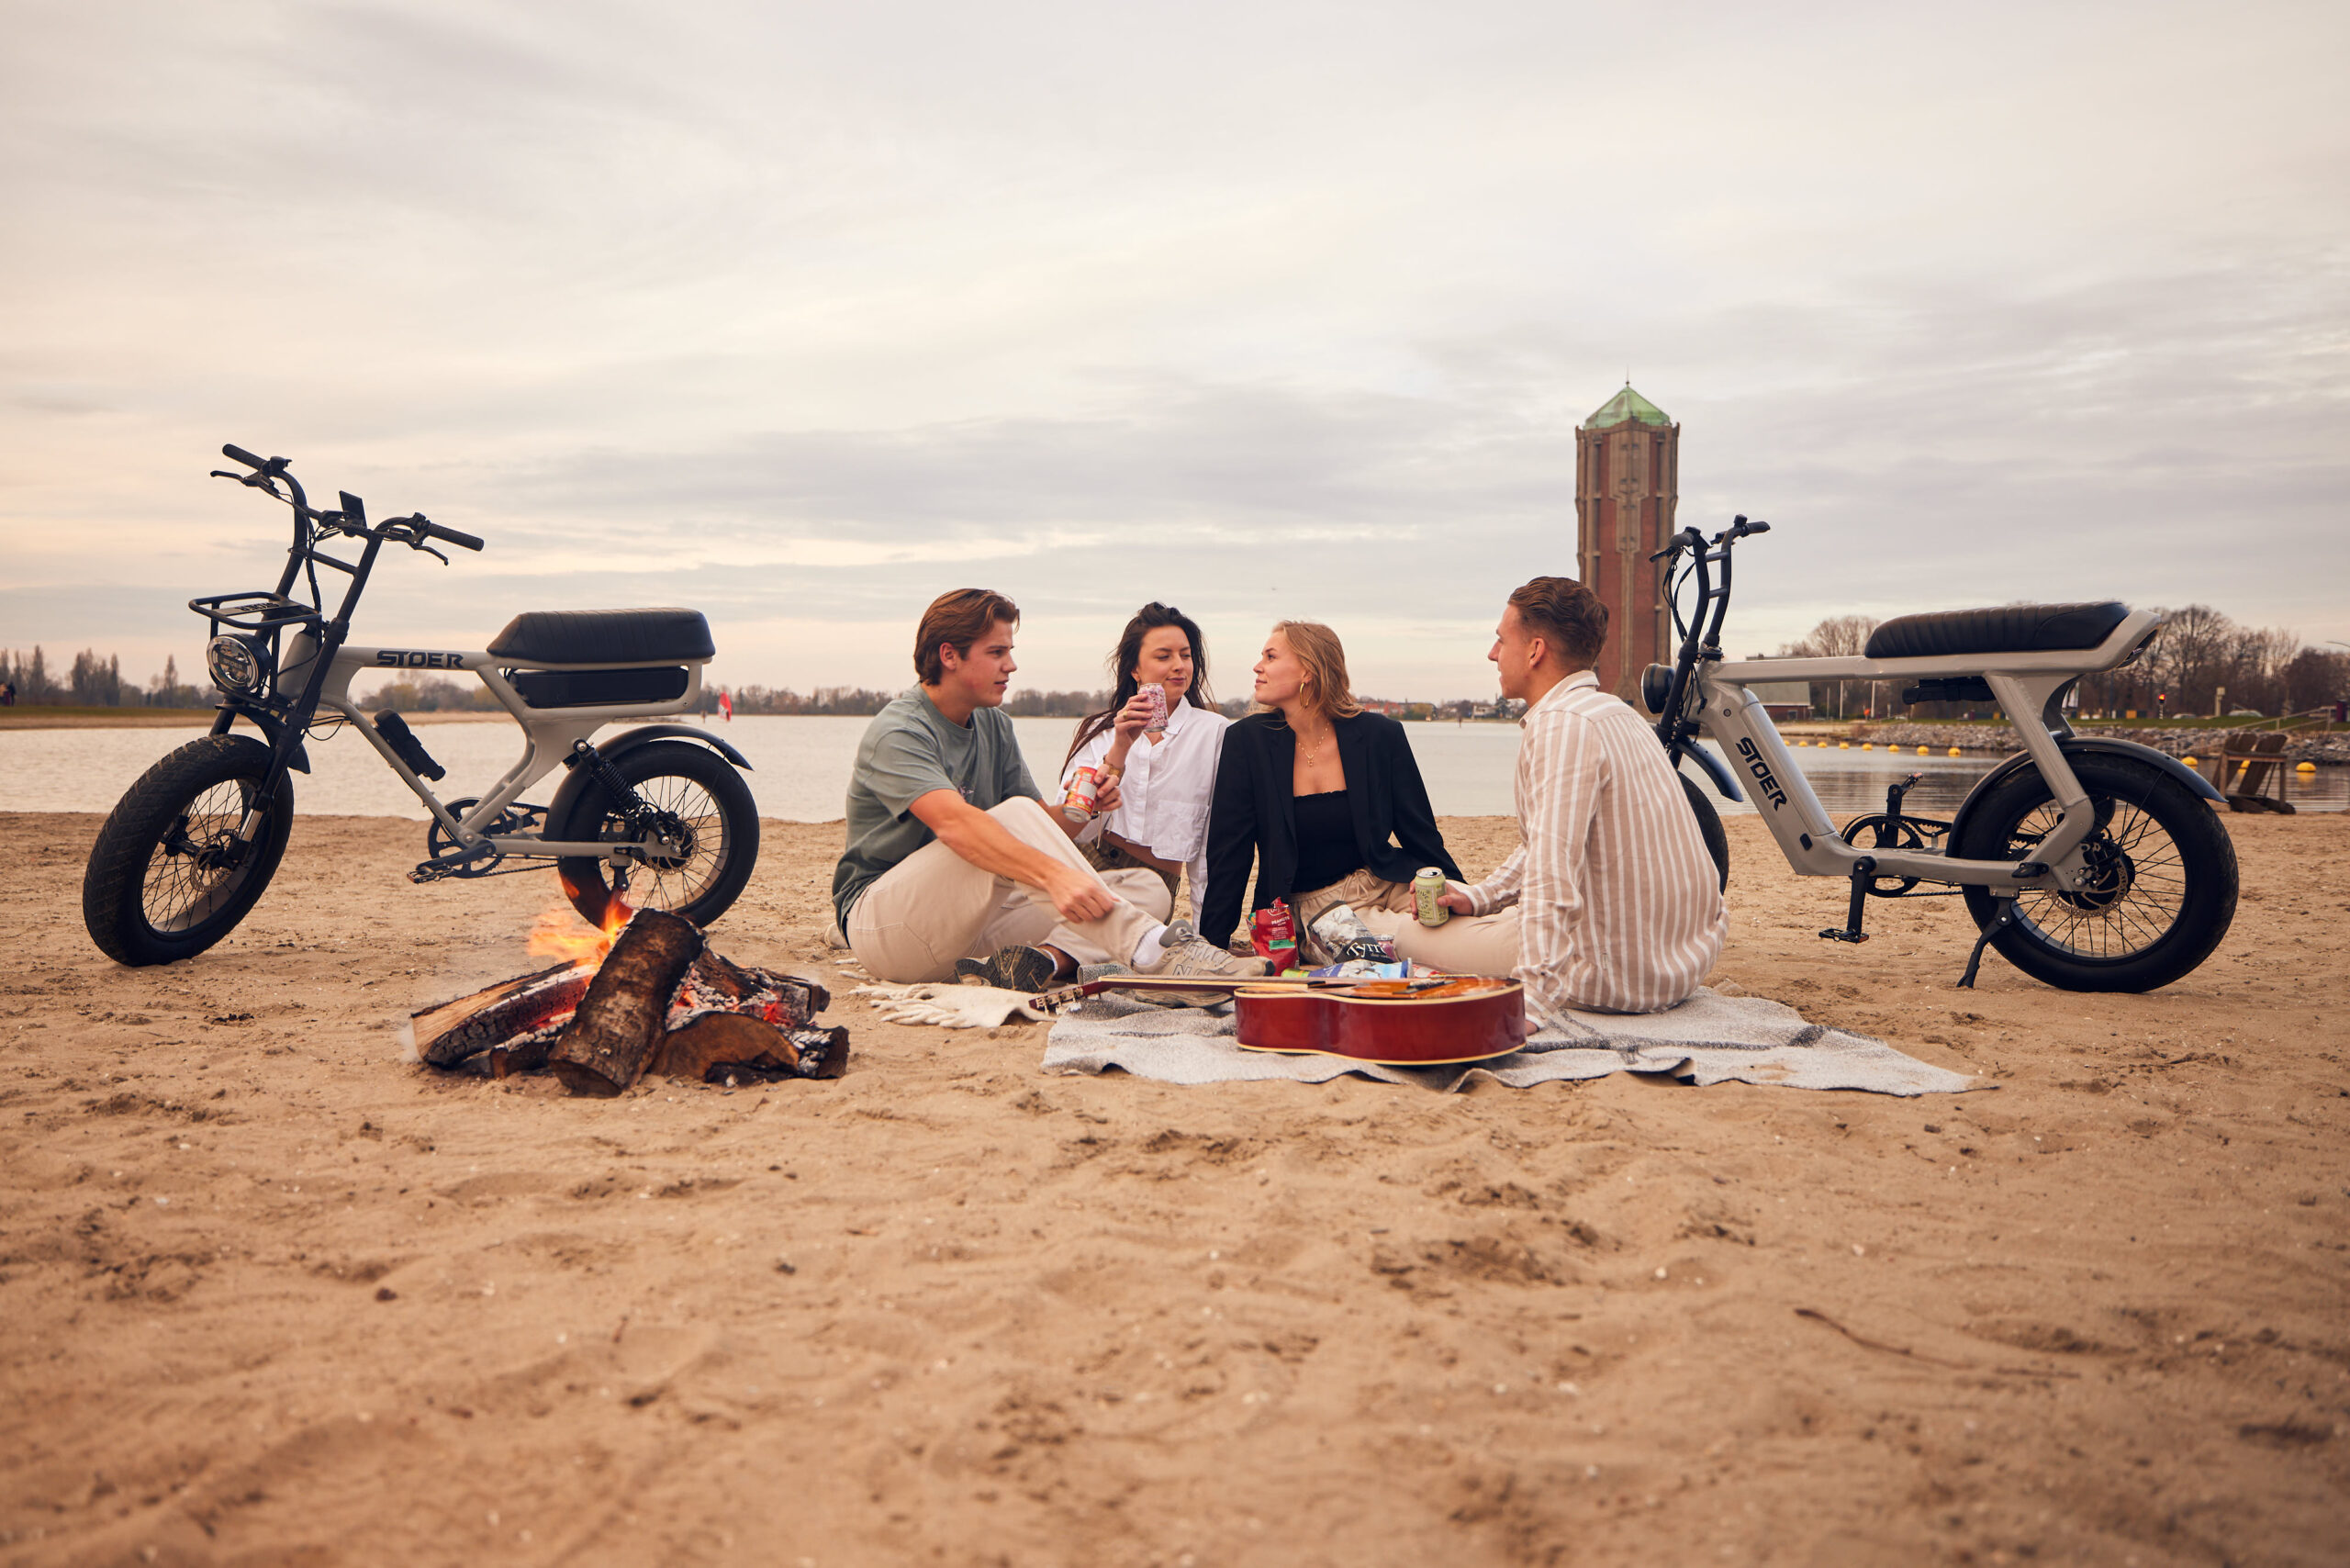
[1573,384,1680,701]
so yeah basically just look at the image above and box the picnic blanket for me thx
[1038,985,1981,1095]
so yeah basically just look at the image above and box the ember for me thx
[405,907,846,1094]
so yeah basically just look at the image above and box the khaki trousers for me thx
[847,798,1174,983]
[1293,868,1521,977]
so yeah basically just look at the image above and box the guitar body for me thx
[1233,978,1528,1066]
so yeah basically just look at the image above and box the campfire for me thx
[403,903,848,1095]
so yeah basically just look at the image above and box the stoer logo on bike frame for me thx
[1736,737,1788,809]
[375,649,470,669]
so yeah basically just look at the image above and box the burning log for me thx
[404,907,849,1092]
[404,960,595,1070]
[650,1014,851,1082]
[669,950,830,1031]
[549,910,705,1098]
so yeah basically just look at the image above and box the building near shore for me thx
[1573,384,1680,703]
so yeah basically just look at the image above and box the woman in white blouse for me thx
[1058,604,1232,920]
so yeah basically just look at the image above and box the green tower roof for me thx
[1584,384,1672,429]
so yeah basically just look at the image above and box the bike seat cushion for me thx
[487,608,714,665]
[1863,601,2131,662]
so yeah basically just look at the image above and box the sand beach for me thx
[2,810,2344,1565]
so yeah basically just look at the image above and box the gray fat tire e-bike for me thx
[1644,517,2237,992]
[81,444,760,967]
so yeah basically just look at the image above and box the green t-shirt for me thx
[832,687,1041,931]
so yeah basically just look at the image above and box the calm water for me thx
[4,714,2342,823]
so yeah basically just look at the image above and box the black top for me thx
[1200,711,1462,949]
[1290,789,1363,891]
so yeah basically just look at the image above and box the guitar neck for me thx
[1030,972,1326,1010]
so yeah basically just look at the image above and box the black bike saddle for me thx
[1864,601,2130,661]
[487,608,715,664]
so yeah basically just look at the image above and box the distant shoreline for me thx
[0,708,512,730]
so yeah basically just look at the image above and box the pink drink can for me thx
[1140,684,1169,734]
[1060,766,1102,823]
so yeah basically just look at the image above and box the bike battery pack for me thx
[508,666,690,709]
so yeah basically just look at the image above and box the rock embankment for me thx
[1846,722,2348,766]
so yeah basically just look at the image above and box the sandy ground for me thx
[2,809,2344,1567]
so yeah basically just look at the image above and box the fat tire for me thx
[1955,754,2236,992]
[554,741,758,931]
[81,734,295,966]
[1680,771,1730,892]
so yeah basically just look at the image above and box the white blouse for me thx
[1059,699,1231,910]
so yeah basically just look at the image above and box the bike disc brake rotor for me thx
[146,790,256,932]
[2053,832,2137,913]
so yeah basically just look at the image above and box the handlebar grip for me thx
[421,520,485,553]
[221,443,264,468]
[1746,520,1771,533]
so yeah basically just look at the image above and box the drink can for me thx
[1413,868,1451,927]
[1139,684,1169,734]
[1060,765,1102,823]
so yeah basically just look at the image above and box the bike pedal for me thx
[1817,927,1871,944]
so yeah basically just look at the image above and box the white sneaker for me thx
[1134,920,1271,1002]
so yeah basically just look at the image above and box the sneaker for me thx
[1134,920,1271,1003]
[955,945,1061,993]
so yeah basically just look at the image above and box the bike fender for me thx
[1680,744,1746,803]
[545,724,751,838]
[1949,736,2220,845]
[563,723,753,771]
[216,704,310,772]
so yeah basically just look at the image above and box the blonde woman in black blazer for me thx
[1203,622,1499,968]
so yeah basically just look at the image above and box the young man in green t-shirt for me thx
[833,588,1267,991]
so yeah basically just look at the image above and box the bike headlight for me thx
[1640,663,1676,716]
[207,634,267,696]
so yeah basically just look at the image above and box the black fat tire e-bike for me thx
[82,445,760,967]
[1643,517,2238,992]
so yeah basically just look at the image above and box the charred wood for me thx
[549,911,704,1097]
[405,961,594,1069]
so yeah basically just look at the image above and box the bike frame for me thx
[306,643,705,859]
[1651,519,2165,899]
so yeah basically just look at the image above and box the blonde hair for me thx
[1268,621,1361,721]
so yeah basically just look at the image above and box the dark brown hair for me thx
[1506,577,1607,668]
[914,588,1020,685]
[1062,603,1215,768]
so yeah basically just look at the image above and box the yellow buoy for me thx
[1947,746,1961,756]
[1839,741,1851,750]
[1917,745,1930,756]
[2297,760,2317,773]
[2181,755,2199,767]
[1861,742,1874,751]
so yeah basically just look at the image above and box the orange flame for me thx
[526,894,636,967]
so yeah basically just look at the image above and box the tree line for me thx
[1768,605,2347,722]
[0,648,207,708]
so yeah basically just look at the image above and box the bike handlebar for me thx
[412,516,484,553]
[221,442,265,469]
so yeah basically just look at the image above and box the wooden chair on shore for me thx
[2200,731,2294,814]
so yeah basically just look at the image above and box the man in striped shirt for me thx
[1435,577,1727,1016]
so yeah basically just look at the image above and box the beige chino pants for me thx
[847,798,1174,984]
[1292,868,1520,977]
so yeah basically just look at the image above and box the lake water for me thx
[4,714,2342,823]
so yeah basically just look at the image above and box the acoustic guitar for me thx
[1027,973,1528,1068]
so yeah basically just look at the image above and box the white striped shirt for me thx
[1461,669,1727,1015]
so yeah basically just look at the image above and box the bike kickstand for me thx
[1957,901,2018,989]
[1818,857,1874,944]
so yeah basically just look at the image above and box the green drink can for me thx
[1413,868,1451,927]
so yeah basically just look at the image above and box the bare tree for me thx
[1779,614,1880,718]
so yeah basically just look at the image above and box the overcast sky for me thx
[4,0,2344,703]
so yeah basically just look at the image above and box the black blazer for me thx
[1200,711,1462,949]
